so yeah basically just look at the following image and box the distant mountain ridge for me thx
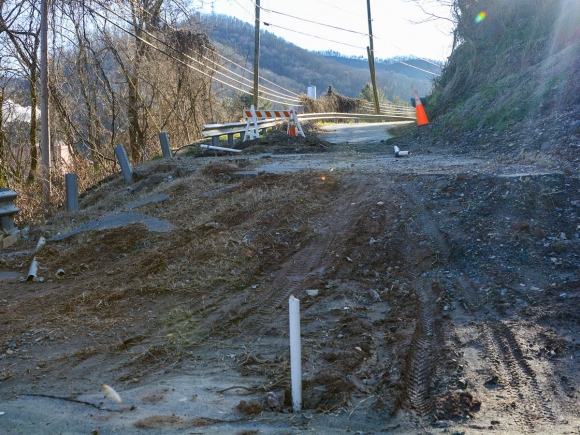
[317,53,442,81]
[204,14,435,101]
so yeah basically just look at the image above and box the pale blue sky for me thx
[197,0,454,61]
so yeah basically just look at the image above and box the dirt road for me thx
[317,121,413,144]
[1,123,579,434]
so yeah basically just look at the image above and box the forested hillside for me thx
[205,14,433,102]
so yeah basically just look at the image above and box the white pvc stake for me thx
[289,295,302,411]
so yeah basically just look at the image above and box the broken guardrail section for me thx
[0,189,21,250]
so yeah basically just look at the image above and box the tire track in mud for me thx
[394,179,558,423]
[480,322,555,427]
[404,280,440,416]
[243,237,329,334]
[389,182,448,416]
[239,179,378,335]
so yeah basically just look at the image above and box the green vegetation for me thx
[430,0,580,133]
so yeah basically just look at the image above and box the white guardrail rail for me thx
[202,109,417,145]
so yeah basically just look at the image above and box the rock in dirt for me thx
[265,389,287,411]
[368,289,382,302]
[434,390,481,419]
[236,399,263,415]
[510,221,530,231]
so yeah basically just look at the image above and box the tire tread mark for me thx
[404,280,439,416]
[480,322,555,428]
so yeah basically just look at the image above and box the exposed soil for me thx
[1,121,580,434]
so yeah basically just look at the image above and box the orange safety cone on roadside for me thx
[414,89,429,127]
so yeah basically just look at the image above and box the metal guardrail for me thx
[0,188,19,234]
[202,118,283,138]
[298,112,416,122]
[359,103,417,118]
[201,110,417,141]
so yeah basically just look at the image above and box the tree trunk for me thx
[128,67,143,163]
[27,65,38,184]
[0,86,8,187]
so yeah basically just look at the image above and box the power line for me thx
[262,22,367,50]
[259,5,370,37]
[112,0,300,102]
[90,0,302,104]
[416,58,443,68]
[233,0,369,51]
[252,0,445,67]
[168,0,303,97]
[398,61,440,76]
[82,1,300,106]
[136,0,304,98]
[310,0,368,19]
[230,0,255,21]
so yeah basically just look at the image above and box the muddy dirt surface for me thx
[1,121,580,434]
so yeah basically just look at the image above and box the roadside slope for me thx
[1,135,580,433]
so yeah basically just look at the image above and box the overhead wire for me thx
[88,0,302,104]
[110,0,301,102]
[258,5,371,37]
[310,0,368,19]
[398,61,440,76]
[81,1,299,106]
[253,0,444,69]
[230,0,255,21]
[136,0,303,98]
[262,22,367,50]
[80,0,440,106]
[251,1,442,70]
[235,0,369,50]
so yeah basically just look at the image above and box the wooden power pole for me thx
[40,0,51,204]
[366,0,380,115]
[253,0,260,109]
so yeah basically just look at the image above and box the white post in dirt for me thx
[289,295,302,411]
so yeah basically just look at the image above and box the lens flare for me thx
[475,11,487,23]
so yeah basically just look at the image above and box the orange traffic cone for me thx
[414,90,429,127]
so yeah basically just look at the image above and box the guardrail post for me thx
[158,132,172,158]
[210,121,219,147]
[65,173,79,211]
[261,127,267,135]
[114,145,133,184]
[228,133,234,148]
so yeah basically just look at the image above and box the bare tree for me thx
[1,0,42,183]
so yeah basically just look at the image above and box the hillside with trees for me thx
[205,14,433,103]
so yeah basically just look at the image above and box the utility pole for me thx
[366,0,380,115]
[253,0,260,109]
[40,0,51,205]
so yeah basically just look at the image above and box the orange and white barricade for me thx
[243,105,305,141]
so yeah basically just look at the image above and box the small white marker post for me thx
[289,295,302,411]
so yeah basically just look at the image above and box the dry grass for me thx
[300,87,361,114]
[2,164,341,379]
